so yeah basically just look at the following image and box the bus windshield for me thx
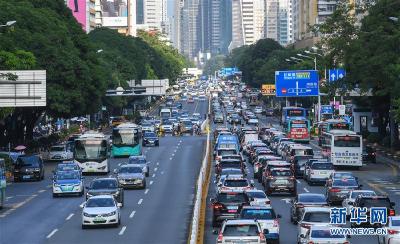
[329,122,350,131]
[290,120,308,128]
[112,129,139,147]
[74,140,107,160]
[287,109,305,117]
[334,136,360,147]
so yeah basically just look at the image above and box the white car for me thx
[48,144,73,161]
[297,207,334,243]
[217,176,253,192]
[378,216,400,244]
[81,195,121,228]
[300,226,348,244]
[342,190,376,216]
[245,189,271,206]
[216,219,267,244]
[305,162,335,185]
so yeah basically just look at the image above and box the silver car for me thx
[300,226,348,244]
[216,219,268,244]
[115,165,146,189]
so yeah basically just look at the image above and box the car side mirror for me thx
[217,183,222,187]
[117,203,122,208]
[348,202,353,205]
[212,229,218,235]
[299,234,305,238]
[277,214,282,219]
[263,229,269,235]
[210,198,216,203]
[113,169,118,174]
[391,202,396,206]
[80,203,85,208]
[250,183,254,187]
[359,184,363,188]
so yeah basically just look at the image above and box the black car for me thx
[362,146,376,163]
[292,155,313,178]
[211,191,250,227]
[85,178,124,207]
[142,131,159,147]
[14,155,45,182]
[351,195,396,227]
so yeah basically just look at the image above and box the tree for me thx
[203,55,226,76]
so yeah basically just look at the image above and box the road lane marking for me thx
[119,226,127,235]
[38,189,46,193]
[46,229,58,239]
[154,167,158,172]
[296,180,301,184]
[169,157,172,160]
[129,211,136,218]
[150,181,153,185]
[303,187,310,193]
[66,213,74,221]
[145,189,149,194]
[138,199,143,205]
[161,171,164,175]
[172,153,175,157]
[152,174,156,178]
[367,183,386,195]
[156,162,159,166]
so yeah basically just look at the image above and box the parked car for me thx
[14,155,45,182]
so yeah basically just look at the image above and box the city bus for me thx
[287,117,311,143]
[73,131,109,173]
[318,119,351,146]
[281,107,307,128]
[320,130,362,168]
[0,159,5,209]
[111,123,141,157]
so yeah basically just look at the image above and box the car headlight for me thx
[103,211,117,217]
[54,183,61,187]
[83,212,91,217]
[98,166,106,170]
[34,168,41,171]
[73,183,81,187]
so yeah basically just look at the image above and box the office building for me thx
[265,0,279,41]
[65,0,97,33]
[180,0,201,60]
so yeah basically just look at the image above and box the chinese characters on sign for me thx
[330,207,387,225]
[261,84,276,96]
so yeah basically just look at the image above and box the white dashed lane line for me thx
[129,211,136,218]
[150,181,154,185]
[46,229,58,239]
[65,213,74,221]
[152,174,156,178]
[119,226,127,235]
[303,187,310,193]
[145,189,149,194]
[138,199,143,205]
[154,167,158,172]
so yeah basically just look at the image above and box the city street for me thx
[0,100,208,244]
[204,113,400,244]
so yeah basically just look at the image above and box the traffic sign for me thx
[321,105,333,114]
[261,84,276,96]
[328,69,346,82]
[338,105,346,115]
[275,70,319,97]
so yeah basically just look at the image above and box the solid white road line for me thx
[119,226,127,235]
[38,189,46,193]
[138,199,143,205]
[129,211,136,218]
[46,229,58,239]
[65,213,74,221]
[145,189,149,194]
[303,187,310,193]
[150,181,154,185]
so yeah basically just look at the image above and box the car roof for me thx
[88,195,115,200]
[93,177,117,182]
[303,207,331,212]
[245,189,265,194]
[242,205,273,210]
[224,219,259,225]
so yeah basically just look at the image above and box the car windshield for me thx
[224,179,248,187]
[241,209,276,220]
[294,149,313,156]
[247,191,267,199]
[271,170,292,177]
[56,171,80,180]
[218,150,237,156]
[334,136,360,147]
[360,198,391,208]
[221,169,242,175]
[51,146,64,152]
[303,212,331,222]
[333,173,354,179]
[144,132,157,137]
[220,162,241,169]
[57,164,78,171]
[91,180,117,189]
[333,179,358,187]
[350,191,376,199]
[17,156,40,167]
[298,195,327,203]
[312,163,333,170]
[217,193,247,203]
[392,219,400,226]
[311,229,345,238]
[223,225,259,236]
[119,167,142,174]
[128,157,146,165]
[86,198,115,208]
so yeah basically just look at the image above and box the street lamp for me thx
[0,20,16,28]
[297,53,316,70]
[290,56,303,61]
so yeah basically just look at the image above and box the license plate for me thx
[275,179,288,185]
[319,171,327,175]
[93,217,105,222]
[227,206,238,210]
[23,175,31,179]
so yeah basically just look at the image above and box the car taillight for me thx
[389,209,395,216]
[213,203,223,210]
[343,241,350,244]
[372,153,376,156]
[273,219,279,227]
[307,241,314,244]
[388,229,399,235]
[329,188,340,192]
[265,200,271,205]
[217,232,223,243]
[301,223,311,229]
[296,204,304,208]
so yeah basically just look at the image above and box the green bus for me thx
[0,159,6,209]
[111,123,142,157]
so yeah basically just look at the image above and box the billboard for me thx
[0,70,46,107]
[67,0,87,31]
[275,70,319,97]
[101,0,128,27]
[261,84,276,96]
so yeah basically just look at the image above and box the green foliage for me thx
[203,55,226,76]
[367,133,382,144]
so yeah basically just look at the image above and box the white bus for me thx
[160,108,172,119]
[73,131,109,173]
[321,130,362,168]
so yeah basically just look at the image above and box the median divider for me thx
[188,97,212,244]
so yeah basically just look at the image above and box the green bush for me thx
[366,133,382,143]
[0,154,14,172]
[381,136,391,147]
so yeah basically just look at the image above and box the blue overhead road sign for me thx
[329,69,346,82]
[275,70,319,97]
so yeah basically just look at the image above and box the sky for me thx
[167,0,175,18]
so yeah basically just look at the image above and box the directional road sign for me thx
[328,69,346,82]
[275,70,319,97]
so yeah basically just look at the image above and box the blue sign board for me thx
[321,105,334,114]
[220,67,239,77]
[329,69,346,82]
[275,70,319,97]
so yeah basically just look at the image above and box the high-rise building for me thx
[65,0,97,33]
[172,0,184,50]
[143,0,167,31]
[180,0,201,60]
[200,0,211,52]
[278,0,293,45]
[265,0,279,41]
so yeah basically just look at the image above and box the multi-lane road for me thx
[204,112,400,244]
[0,99,208,244]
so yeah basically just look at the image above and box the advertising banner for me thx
[261,84,276,96]
[100,0,128,27]
[67,0,87,31]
